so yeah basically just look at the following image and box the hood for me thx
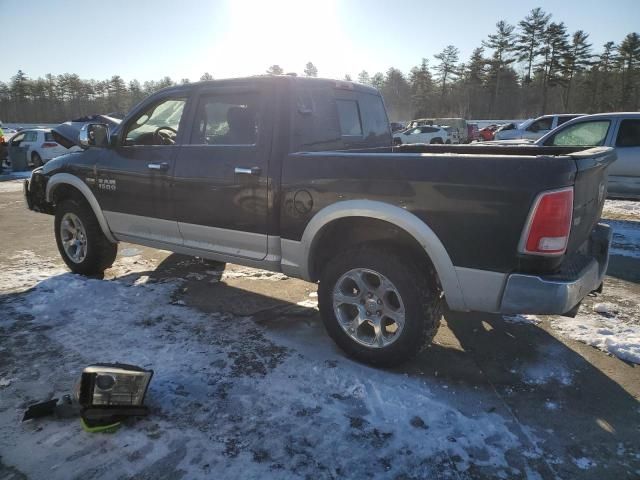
[51,115,121,148]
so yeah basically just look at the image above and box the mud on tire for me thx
[318,246,443,367]
[54,198,118,275]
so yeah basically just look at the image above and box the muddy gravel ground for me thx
[1,179,639,480]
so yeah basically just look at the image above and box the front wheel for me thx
[318,246,443,367]
[55,198,118,275]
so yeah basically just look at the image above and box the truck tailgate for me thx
[567,147,617,254]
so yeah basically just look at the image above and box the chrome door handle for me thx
[148,162,169,171]
[234,166,261,176]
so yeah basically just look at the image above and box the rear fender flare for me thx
[45,173,117,243]
[299,200,467,310]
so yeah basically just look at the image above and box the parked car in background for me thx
[494,114,585,141]
[534,112,640,199]
[441,126,458,144]
[7,128,80,170]
[390,122,405,132]
[393,125,449,144]
[478,124,498,141]
[407,118,469,143]
[467,123,479,142]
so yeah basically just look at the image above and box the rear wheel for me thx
[31,152,43,167]
[430,137,444,144]
[318,246,442,367]
[55,198,118,275]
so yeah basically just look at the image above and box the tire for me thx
[318,246,443,367]
[31,152,43,168]
[54,198,118,275]
[445,139,451,144]
[430,138,444,144]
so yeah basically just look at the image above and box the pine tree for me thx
[515,8,551,83]
[266,65,284,75]
[433,45,460,96]
[563,30,592,110]
[357,70,371,85]
[618,32,640,109]
[538,22,570,113]
[200,72,214,81]
[409,59,435,117]
[304,62,318,77]
[483,20,516,115]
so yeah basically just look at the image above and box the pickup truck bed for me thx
[24,75,615,366]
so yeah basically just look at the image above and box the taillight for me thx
[519,187,574,256]
[41,142,58,148]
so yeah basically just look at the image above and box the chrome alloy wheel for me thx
[332,268,406,348]
[60,212,88,263]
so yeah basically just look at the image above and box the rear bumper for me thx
[499,223,612,315]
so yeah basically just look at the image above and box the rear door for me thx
[172,84,273,260]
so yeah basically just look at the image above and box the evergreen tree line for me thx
[1,8,639,123]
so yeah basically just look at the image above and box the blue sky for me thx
[1,0,638,83]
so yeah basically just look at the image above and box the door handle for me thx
[234,166,261,176]
[148,162,169,171]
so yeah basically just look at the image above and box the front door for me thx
[173,85,272,260]
[97,95,189,245]
[7,132,29,171]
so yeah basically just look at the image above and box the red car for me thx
[478,124,498,141]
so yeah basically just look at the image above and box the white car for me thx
[494,114,585,141]
[7,128,80,169]
[393,125,450,145]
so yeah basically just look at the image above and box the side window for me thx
[528,118,553,132]
[557,116,575,126]
[124,97,186,146]
[615,119,640,147]
[191,92,260,145]
[549,121,610,146]
[24,131,37,142]
[336,99,363,136]
[10,132,25,144]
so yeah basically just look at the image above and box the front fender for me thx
[46,173,117,243]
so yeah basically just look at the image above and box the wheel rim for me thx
[332,268,406,348]
[60,212,88,263]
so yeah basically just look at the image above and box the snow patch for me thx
[602,199,640,220]
[502,314,541,325]
[222,267,288,281]
[551,310,640,364]
[573,457,597,470]
[0,179,26,193]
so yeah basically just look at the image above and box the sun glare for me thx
[210,0,350,78]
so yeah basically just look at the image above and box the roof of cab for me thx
[156,75,380,96]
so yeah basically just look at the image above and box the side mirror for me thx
[79,123,110,149]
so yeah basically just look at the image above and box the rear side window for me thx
[528,118,553,131]
[191,92,260,145]
[615,119,640,147]
[336,100,362,136]
[45,132,55,142]
[549,120,610,146]
[557,116,576,126]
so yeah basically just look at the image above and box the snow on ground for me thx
[609,219,640,259]
[1,251,533,479]
[602,199,640,221]
[550,305,640,364]
[0,179,26,193]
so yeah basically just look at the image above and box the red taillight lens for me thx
[520,187,573,256]
[41,142,58,148]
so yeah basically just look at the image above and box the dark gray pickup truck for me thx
[24,76,614,366]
